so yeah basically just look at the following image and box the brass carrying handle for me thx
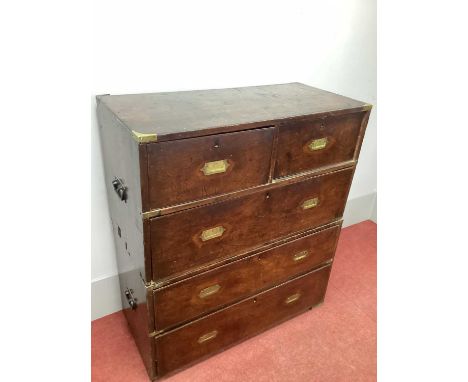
[112,177,127,202]
[285,293,301,304]
[200,226,225,241]
[124,288,137,310]
[308,137,328,151]
[302,197,319,210]
[199,284,221,299]
[293,250,309,262]
[201,159,229,175]
[198,330,218,344]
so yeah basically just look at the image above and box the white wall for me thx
[92,0,376,318]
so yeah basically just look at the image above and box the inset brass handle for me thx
[201,159,229,175]
[302,197,319,210]
[285,293,301,304]
[293,250,309,262]
[198,330,218,344]
[200,226,225,241]
[308,137,328,151]
[199,284,221,298]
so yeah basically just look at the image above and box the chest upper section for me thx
[98,83,371,215]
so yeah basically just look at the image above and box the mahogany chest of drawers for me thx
[96,83,371,379]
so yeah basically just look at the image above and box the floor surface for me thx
[92,220,376,382]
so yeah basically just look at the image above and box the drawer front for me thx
[146,127,274,209]
[150,167,353,280]
[153,224,340,330]
[274,112,365,178]
[155,264,331,376]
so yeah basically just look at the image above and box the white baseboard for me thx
[91,191,377,320]
[343,192,377,227]
[370,193,377,223]
[91,274,122,320]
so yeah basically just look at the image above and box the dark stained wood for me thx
[155,264,332,376]
[274,111,365,178]
[139,143,150,213]
[153,225,340,330]
[146,127,274,209]
[353,109,372,160]
[99,83,369,142]
[150,168,353,280]
[267,125,280,182]
[143,218,153,283]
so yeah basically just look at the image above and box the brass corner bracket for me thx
[132,130,158,143]
[144,280,157,290]
[142,209,161,220]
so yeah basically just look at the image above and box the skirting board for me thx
[342,191,377,228]
[92,274,122,321]
[91,191,377,320]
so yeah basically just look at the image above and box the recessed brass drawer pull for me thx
[200,226,225,241]
[285,293,301,304]
[201,159,229,175]
[302,197,319,210]
[199,284,221,298]
[293,250,309,262]
[198,330,218,344]
[308,137,328,151]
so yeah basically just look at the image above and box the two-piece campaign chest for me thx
[96,83,371,380]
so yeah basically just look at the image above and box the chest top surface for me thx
[98,83,368,142]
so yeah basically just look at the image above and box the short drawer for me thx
[155,264,331,376]
[150,167,353,280]
[146,127,274,209]
[153,224,340,330]
[274,112,365,178]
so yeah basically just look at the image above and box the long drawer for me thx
[153,224,340,330]
[150,167,353,280]
[155,264,332,376]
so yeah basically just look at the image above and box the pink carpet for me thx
[92,220,376,381]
